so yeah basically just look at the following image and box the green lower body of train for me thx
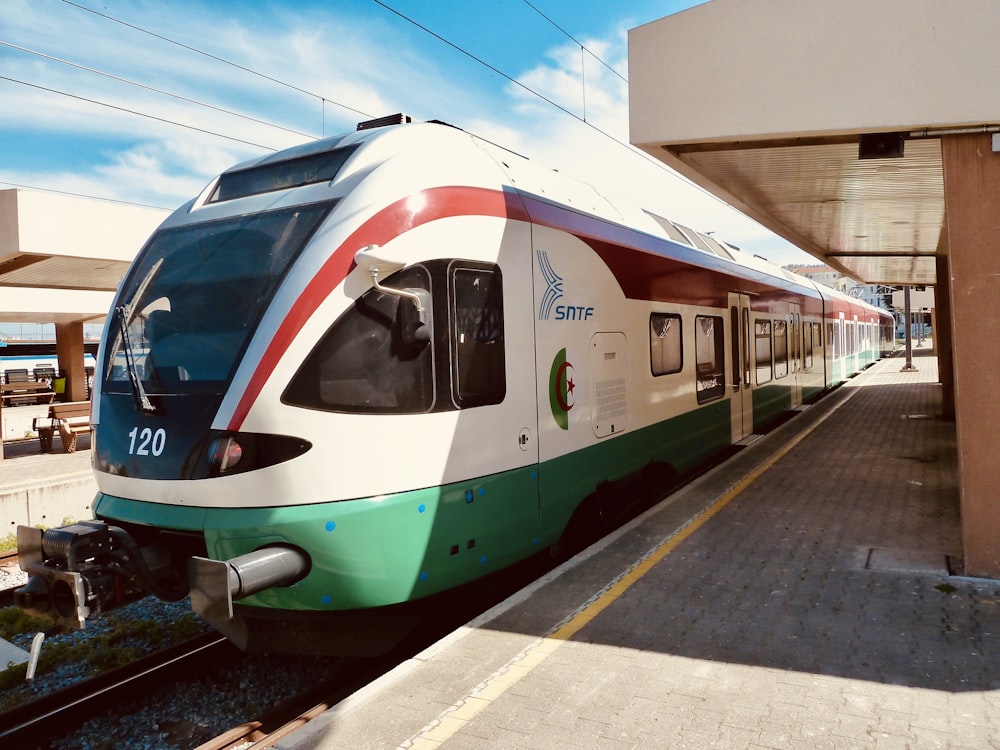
[94,400,739,616]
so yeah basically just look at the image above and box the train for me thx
[16,115,894,654]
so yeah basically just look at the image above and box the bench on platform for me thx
[32,401,92,453]
[2,369,56,406]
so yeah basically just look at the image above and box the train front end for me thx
[15,190,337,645]
[14,122,494,654]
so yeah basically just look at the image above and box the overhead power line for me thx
[0,40,317,141]
[58,0,374,122]
[369,1,734,216]
[521,0,628,83]
[370,0,579,122]
[369,2,664,169]
[0,74,278,151]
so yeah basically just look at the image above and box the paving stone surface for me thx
[280,351,1000,749]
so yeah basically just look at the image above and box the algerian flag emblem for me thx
[549,347,576,430]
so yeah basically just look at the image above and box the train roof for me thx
[188,115,888,319]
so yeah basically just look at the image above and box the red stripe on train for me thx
[227,186,527,430]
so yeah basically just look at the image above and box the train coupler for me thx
[14,520,187,630]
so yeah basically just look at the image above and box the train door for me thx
[789,303,802,408]
[728,292,753,443]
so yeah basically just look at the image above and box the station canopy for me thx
[628,0,1000,286]
[0,189,166,325]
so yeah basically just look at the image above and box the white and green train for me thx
[16,116,893,654]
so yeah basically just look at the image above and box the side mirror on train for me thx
[355,245,431,349]
[399,289,432,348]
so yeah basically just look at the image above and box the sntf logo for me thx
[537,249,594,322]
[548,347,576,430]
[537,249,563,320]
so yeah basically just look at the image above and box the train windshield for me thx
[103,201,333,396]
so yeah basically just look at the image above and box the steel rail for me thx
[0,631,230,746]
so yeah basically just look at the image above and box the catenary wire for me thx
[0,40,317,141]
[58,0,373,121]
[369,0,580,122]
[521,0,628,83]
[0,74,278,152]
[369,1,722,203]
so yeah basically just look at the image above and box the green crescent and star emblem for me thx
[548,347,576,430]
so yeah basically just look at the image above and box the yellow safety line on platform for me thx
[399,386,859,750]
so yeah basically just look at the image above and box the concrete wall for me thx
[1,475,96,531]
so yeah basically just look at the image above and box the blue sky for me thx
[0,0,813,265]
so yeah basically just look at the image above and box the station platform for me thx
[279,350,1000,750]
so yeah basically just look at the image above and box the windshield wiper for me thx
[115,304,155,414]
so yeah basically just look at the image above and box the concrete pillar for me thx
[941,133,1000,577]
[55,321,88,402]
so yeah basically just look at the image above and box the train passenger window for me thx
[755,320,772,384]
[803,322,814,369]
[695,316,725,403]
[773,320,788,379]
[649,313,682,376]
[450,264,505,408]
[283,265,435,413]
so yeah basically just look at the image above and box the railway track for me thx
[194,661,389,750]
[0,632,230,748]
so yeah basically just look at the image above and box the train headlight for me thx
[204,431,311,477]
[210,436,243,472]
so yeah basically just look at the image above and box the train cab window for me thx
[773,320,788,379]
[695,315,725,403]
[650,312,682,376]
[755,319,773,384]
[283,265,435,413]
[104,201,333,396]
[450,264,505,408]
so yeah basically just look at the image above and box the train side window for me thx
[755,319,772,384]
[450,264,505,408]
[773,320,788,379]
[650,312,683,376]
[695,315,725,403]
[282,265,435,413]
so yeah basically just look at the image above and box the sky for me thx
[0,0,815,267]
